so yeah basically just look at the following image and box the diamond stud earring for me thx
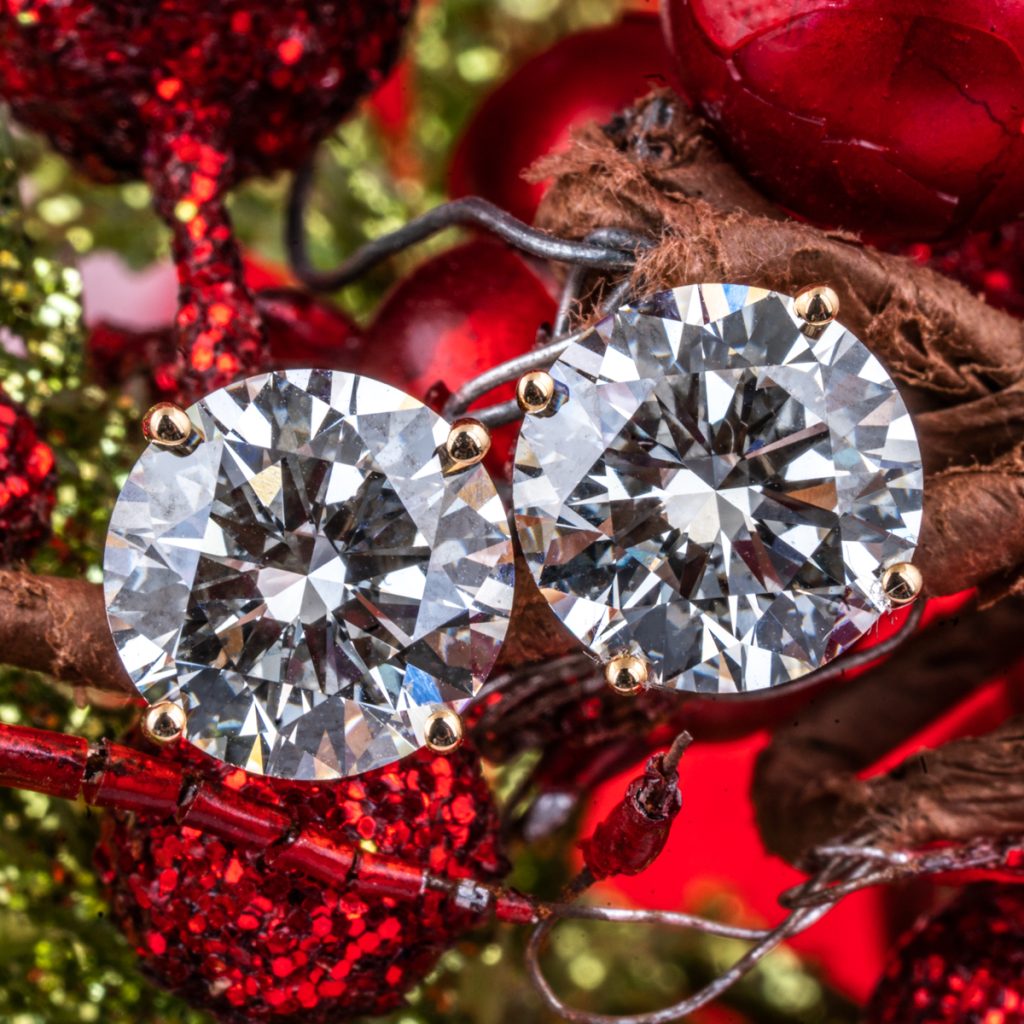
[104,369,515,780]
[512,283,924,696]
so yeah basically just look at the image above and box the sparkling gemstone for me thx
[104,370,514,779]
[513,284,924,694]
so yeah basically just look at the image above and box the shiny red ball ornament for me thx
[868,884,1024,1023]
[95,743,505,1023]
[89,287,366,403]
[449,15,670,223]
[362,239,557,476]
[662,0,1024,241]
[0,390,57,565]
[0,0,415,185]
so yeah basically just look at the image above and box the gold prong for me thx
[142,402,203,455]
[881,561,923,607]
[794,285,840,327]
[141,701,188,746]
[444,419,491,472]
[424,708,464,755]
[604,653,649,696]
[516,370,558,417]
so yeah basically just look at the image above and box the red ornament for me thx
[0,390,57,565]
[89,287,366,402]
[0,1,414,185]
[868,883,1024,1023]
[0,1,414,401]
[662,0,1024,241]
[361,239,557,476]
[906,222,1024,318]
[449,15,670,223]
[94,742,505,1023]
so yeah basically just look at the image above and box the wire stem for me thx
[286,163,646,293]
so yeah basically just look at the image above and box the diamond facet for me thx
[513,284,924,694]
[104,370,515,779]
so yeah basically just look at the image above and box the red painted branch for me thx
[0,723,88,799]
[0,722,541,924]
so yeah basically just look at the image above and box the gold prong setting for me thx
[444,419,491,472]
[604,653,649,696]
[424,707,464,755]
[793,284,840,329]
[881,561,924,608]
[141,700,188,746]
[142,402,204,456]
[516,370,564,417]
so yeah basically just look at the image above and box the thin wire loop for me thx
[443,277,635,424]
[526,856,873,1024]
[286,163,646,293]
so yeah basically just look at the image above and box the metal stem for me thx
[286,163,645,293]
[526,854,873,1024]
[443,277,635,424]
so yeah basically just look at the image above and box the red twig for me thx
[0,721,536,925]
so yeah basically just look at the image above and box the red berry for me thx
[662,0,1024,241]
[0,0,415,184]
[868,884,1024,1023]
[0,390,57,565]
[95,744,505,1023]
[450,15,671,223]
[905,221,1024,317]
[253,288,366,371]
[362,239,557,476]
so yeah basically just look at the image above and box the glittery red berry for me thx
[0,0,415,185]
[662,0,1024,241]
[89,287,366,403]
[94,743,505,1023]
[0,389,57,565]
[0,1,415,402]
[449,15,671,223]
[905,222,1024,318]
[868,884,1024,1023]
[361,239,557,476]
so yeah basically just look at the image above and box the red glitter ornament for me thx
[662,0,1024,241]
[906,222,1024,318]
[868,884,1024,1024]
[0,1,414,401]
[361,238,557,476]
[94,742,505,1023]
[0,1,414,185]
[0,389,57,565]
[89,287,366,403]
[449,15,670,223]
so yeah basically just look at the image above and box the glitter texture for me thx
[0,1,415,185]
[89,287,365,404]
[0,389,57,564]
[0,0,414,400]
[869,884,1024,1024]
[95,742,505,1023]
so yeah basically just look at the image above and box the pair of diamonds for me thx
[104,285,924,780]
